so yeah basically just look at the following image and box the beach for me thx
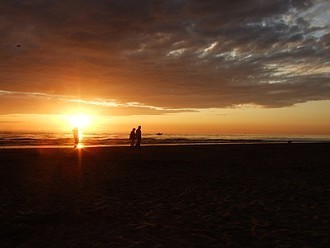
[0,143,329,247]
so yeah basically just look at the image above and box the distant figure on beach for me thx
[135,126,142,148]
[73,127,79,148]
[129,128,136,147]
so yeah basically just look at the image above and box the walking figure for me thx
[73,127,79,148]
[129,128,136,147]
[135,126,142,149]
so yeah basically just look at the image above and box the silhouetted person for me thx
[135,126,142,149]
[73,127,79,148]
[129,128,136,147]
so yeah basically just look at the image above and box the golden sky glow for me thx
[67,114,91,130]
[0,100,329,135]
[0,1,329,135]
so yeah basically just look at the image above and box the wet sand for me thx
[0,144,329,247]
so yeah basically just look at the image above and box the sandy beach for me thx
[0,143,329,247]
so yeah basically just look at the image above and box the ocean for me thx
[0,132,329,148]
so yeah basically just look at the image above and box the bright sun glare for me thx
[67,114,91,129]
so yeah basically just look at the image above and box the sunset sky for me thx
[1,0,329,134]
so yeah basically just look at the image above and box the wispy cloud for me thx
[0,0,329,114]
[0,90,194,115]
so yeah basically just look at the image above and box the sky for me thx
[0,0,329,134]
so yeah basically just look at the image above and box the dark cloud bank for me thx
[0,0,329,113]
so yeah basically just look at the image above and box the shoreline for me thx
[1,140,330,149]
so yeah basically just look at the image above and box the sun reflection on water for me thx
[76,143,84,149]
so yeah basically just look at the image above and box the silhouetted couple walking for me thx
[129,126,142,148]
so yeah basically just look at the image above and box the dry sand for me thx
[0,144,329,247]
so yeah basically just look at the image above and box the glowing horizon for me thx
[0,99,329,135]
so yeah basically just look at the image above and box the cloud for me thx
[0,90,194,115]
[0,0,329,114]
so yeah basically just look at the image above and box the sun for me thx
[67,114,91,129]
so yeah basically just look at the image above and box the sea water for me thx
[0,132,329,148]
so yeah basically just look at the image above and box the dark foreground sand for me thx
[0,144,329,247]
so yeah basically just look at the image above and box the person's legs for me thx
[135,139,141,148]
